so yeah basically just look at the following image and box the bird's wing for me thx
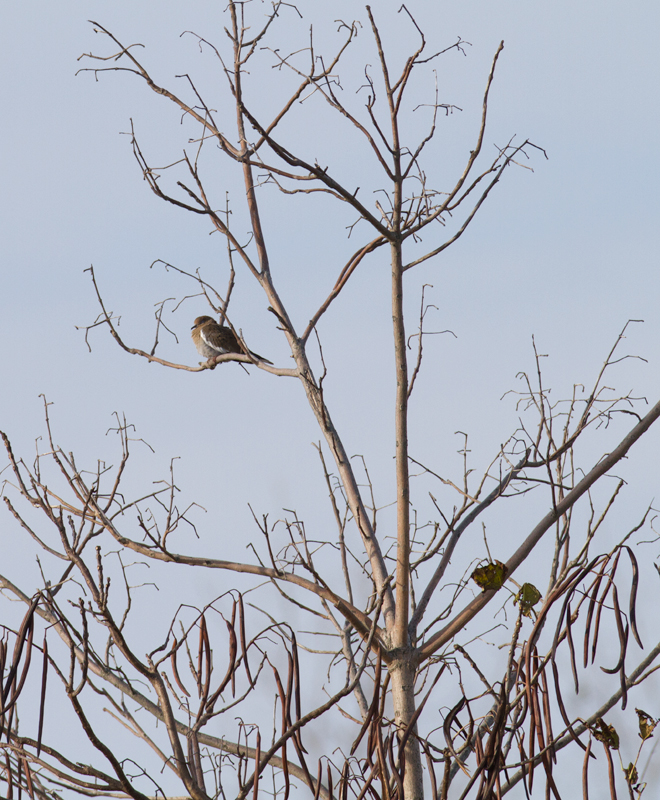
[200,327,225,353]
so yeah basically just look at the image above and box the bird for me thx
[191,316,272,364]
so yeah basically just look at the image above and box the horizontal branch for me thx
[92,323,294,376]
[80,267,296,377]
[107,534,387,652]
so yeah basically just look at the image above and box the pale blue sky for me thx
[2,0,659,664]
[2,0,659,634]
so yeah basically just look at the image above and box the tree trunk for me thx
[390,655,424,800]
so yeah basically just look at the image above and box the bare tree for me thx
[2,4,659,800]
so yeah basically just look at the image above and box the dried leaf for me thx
[636,708,657,741]
[590,718,619,750]
[471,560,508,592]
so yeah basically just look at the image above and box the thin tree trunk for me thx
[391,238,423,798]
[392,239,410,647]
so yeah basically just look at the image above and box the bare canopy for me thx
[1,4,659,800]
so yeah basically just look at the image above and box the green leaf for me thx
[514,583,542,617]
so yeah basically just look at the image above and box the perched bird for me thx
[191,316,272,364]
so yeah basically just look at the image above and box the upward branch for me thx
[227,4,397,632]
[418,395,660,662]
[365,6,412,651]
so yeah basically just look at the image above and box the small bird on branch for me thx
[191,316,272,365]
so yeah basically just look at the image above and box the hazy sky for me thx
[2,0,658,540]
[2,1,658,470]
[1,1,659,794]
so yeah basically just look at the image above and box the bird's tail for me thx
[248,350,273,366]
